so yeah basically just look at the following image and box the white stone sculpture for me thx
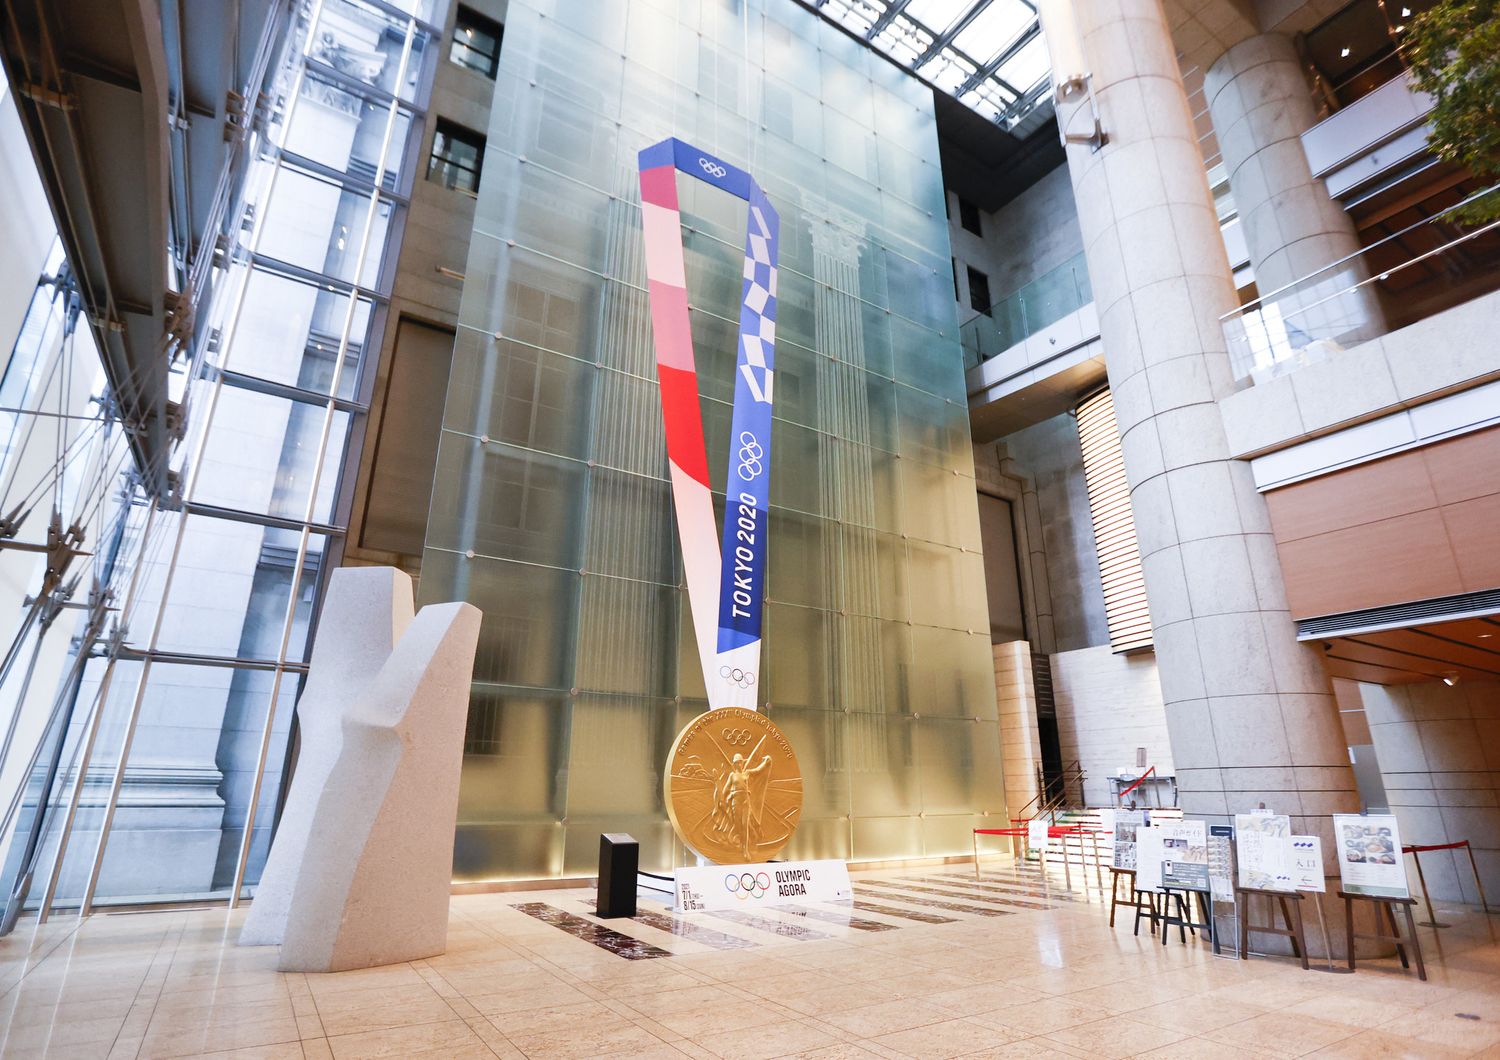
[238,566,481,973]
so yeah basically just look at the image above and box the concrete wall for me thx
[947,164,1083,321]
[1352,678,1500,904]
[1053,645,1174,807]
[994,412,1109,652]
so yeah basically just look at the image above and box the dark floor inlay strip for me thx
[851,884,1012,918]
[852,899,956,925]
[779,904,899,931]
[708,909,832,940]
[614,905,758,951]
[512,903,673,959]
[866,878,1049,907]
[900,877,1060,908]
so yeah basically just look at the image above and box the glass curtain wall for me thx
[0,0,443,919]
[430,0,1004,882]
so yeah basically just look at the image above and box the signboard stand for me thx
[1338,890,1427,981]
[1233,886,1309,970]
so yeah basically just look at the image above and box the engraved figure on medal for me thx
[665,708,802,865]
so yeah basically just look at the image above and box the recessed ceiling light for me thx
[1442,673,1460,687]
[1480,632,1495,639]
[1402,6,1411,15]
[1340,46,1351,57]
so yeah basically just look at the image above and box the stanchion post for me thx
[1462,841,1492,915]
[972,830,980,880]
[1409,847,1450,928]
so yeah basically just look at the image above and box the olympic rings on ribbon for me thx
[698,157,728,178]
[736,431,764,481]
[719,665,756,689]
[724,871,773,899]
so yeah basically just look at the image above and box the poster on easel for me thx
[1289,835,1326,893]
[1028,819,1050,854]
[1113,809,1147,870]
[1234,812,1294,891]
[1135,826,1164,892]
[1157,820,1209,891]
[1333,813,1409,899]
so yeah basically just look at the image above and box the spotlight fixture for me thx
[1402,6,1411,15]
[1341,46,1352,57]
[1441,673,1460,687]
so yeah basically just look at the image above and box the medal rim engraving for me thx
[665,707,803,865]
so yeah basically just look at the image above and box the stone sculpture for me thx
[238,566,481,973]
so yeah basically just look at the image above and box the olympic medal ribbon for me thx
[637,138,779,710]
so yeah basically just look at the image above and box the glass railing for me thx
[1222,184,1500,383]
[961,252,1093,370]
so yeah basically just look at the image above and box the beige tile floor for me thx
[1,857,1497,1059]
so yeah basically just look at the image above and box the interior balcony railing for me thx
[960,251,1092,370]
[1221,184,1500,384]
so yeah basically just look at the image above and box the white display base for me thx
[674,860,852,912]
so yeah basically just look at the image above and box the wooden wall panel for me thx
[1264,424,1500,619]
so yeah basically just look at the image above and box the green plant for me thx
[1405,0,1500,222]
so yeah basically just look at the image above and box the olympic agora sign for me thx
[637,138,779,711]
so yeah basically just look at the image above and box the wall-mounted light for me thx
[1038,0,1107,153]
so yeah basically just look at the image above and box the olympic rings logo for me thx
[725,871,772,899]
[720,727,753,746]
[737,431,764,481]
[698,157,728,179]
[719,665,756,689]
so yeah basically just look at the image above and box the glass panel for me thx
[89,661,299,904]
[190,385,348,524]
[288,70,411,188]
[425,436,587,568]
[313,0,415,99]
[256,166,387,286]
[224,268,362,396]
[419,550,578,691]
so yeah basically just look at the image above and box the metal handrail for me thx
[1219,183,1500,322]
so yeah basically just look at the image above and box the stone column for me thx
[1206,33,1385,352]
[1040,0,1361,845]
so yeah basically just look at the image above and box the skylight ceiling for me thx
[813,0,1052,131]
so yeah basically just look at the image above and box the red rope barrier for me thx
[1403,840,1472,854]
[1116,765,1156,801]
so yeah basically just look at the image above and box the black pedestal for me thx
[596,833,638,918]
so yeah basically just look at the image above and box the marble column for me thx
[1206,33,1384,354]
[1040,0,1361,846]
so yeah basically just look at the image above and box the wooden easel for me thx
[1235,886,1309,970]
[1339,890,1426,981]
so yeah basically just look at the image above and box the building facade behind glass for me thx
[423,0,1004,881]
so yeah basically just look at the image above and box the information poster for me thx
[1113,809,1147,870]
[1333,813,1409,898]
[1235,812,1294,891]
[1028,819,1050,854]
[1208,825,1235,902]
[1135,827,1164,892]
[1289,835,1326,893]
[1156,820,1210,891]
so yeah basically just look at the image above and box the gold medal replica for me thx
[665,708,803,864]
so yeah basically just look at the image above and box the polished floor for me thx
[2,857,1498,1059]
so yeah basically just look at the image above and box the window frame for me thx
[966,265,992,317]
[427,117,486,194]
[958,197,982,236]
[450,5,503,78]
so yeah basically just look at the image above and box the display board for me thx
[1234,812,1294,891]
[1289,835,1326,893]
[1156,820,1209,891]
[1113,809,1147,870]
[1333,814,1409,898]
